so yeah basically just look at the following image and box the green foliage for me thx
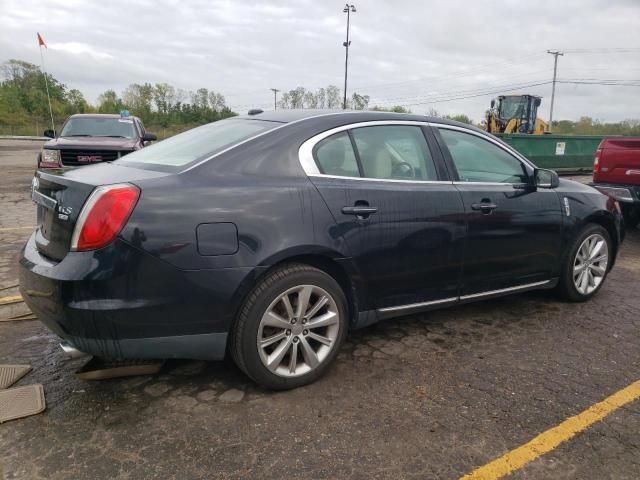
[445,114,473,125]
[552,117,640,136]
[3,57,639,138]
[277,85,367,109]
[370,105,411,113]
[0,58,238,135]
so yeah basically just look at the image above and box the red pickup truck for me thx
[592,137,640,229]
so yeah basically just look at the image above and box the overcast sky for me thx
[1,0,639,122]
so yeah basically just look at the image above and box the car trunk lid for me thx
[32,163,169,261]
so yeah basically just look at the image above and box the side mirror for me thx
[142,132,157,142]
[534,98,542,107]
[534,168,559,189]
[44,129,55,138]
[490,99,495,108]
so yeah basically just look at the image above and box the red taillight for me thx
[593,149,602,173]
[71,184,140,251]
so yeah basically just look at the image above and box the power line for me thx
[390,81,553,107]
[369,79,552,106]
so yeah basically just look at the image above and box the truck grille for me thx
[60,150,132,166]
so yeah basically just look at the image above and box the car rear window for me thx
[115,119,278,171]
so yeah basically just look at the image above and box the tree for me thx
[208,91,226,112]
[370,105,411,113]
[65,89,90,114]
[325,85,341,109]
[97,89,124,113]
[446,114,473,124]
[152,83,175,116]
[351,92,370,110]
[122,83,153,122]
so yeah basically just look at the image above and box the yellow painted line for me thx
[461,379,640,480]
[0,226,35,232]
[0,295,23,306]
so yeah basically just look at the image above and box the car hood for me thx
[44,136,139,150]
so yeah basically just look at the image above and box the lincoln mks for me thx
[20,110,623,389]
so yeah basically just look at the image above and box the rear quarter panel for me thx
[119,135,349,271]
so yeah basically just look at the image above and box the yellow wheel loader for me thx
[486,94,548,135]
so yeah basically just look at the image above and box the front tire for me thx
[556,224,611,302]
[230,263,348,390]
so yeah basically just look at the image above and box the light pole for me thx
[343,4,356,110]
[270,88,280,110]
[547,50,564,133]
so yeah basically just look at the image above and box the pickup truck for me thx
[38,113,157,169]
[592,137,640,229]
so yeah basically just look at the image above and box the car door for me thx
[300,121,466,315]
[433,125,563,297]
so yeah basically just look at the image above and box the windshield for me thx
[60,117,137,139]
[115,119,279,170]
[498,97,526,120]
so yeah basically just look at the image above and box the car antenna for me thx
[248,109,264,116]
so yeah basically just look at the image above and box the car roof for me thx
[68,113,140,121]
[237,109,486,134]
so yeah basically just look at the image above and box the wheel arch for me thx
[582,211,619,269]
[227,249,364,345]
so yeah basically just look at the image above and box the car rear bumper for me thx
[19,234,253,360]
[591,182,640,204]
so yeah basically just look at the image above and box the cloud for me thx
[1,0,638,122]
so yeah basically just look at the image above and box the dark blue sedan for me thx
[19,110,624,389]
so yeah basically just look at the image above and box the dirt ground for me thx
[0,139,638,480]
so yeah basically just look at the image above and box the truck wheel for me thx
[556,224,612,302]
[230,263,348,390]
[622,205,640,229]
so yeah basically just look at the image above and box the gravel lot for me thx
[0,139,638,480]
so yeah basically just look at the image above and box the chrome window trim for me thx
[452,181,525,186]
[308,173,452,185]
[377,296,458,313]
[459,280,550,300]
[299,120,436,180]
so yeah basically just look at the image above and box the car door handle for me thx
[471,202,497,213]
[341,206,378,216]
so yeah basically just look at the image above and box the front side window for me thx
[313,132,360,178]
[351,125,437,181]
[116,119,277,170]
[438,129,528,183]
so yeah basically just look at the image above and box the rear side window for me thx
[438,128,528,183]
[352,125,437,181]
[116,119,277,170]
[314,132,360,177]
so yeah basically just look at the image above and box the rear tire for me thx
[229,263,348,390]
[556,224,612,302]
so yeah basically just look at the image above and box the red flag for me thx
[37,32,47,48]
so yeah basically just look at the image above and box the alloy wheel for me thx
[573,233,609,295]
[257,285,340,378]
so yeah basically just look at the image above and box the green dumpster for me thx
[496,134,606,173]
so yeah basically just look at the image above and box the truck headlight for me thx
[40,149,61,168]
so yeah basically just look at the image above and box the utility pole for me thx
[343,4,356,110]
[270,88,280,110]
[547,50,564,133]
